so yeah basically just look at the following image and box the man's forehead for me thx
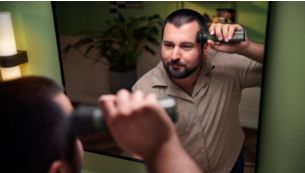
[163,21,199,42]
[165,21,200,30]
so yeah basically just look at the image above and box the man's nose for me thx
[171,47,181,61]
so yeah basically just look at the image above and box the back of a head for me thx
[161,8,208,40]
[0,76,78,173]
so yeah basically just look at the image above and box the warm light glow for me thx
[0,66,21,81]
[0,11,22,81]
[0,11,17,56]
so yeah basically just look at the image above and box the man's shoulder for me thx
[210,51,242,64]
[209,51,261,74]
[135,69,155,85]
[132,65,160,91]
[210,51,259,66]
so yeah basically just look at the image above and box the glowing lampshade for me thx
[0,11,21,81]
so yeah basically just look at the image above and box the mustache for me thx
[168,60,185,66]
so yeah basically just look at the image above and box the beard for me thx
[163,58,202,79]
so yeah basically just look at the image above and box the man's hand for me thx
[207,23,249,54]
[208,23,264,63]
[99,90,202,173]
[99,90,176,160]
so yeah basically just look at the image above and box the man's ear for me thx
[48,160,70,173]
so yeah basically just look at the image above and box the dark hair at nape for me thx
[0,76,80,173]
[161,9,208,42]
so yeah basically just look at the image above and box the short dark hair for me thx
[161,9,208,43]
[0,76,80,173]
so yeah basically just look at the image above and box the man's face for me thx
[161,21,205,79]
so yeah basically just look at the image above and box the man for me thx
[0,76,201,173]
[133,9,264,173]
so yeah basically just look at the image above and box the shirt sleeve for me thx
[232,54,263,89]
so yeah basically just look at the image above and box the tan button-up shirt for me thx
[133,52,262,173]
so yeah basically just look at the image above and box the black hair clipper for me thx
[197,29,246,43]
[70,97,177,135]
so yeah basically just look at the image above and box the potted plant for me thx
[64,13,162,93]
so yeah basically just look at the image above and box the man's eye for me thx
[164,43,174,48]
[181,45,193,49]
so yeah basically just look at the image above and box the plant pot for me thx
[108,70,137,94]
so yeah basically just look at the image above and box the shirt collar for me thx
[152,59,215,100]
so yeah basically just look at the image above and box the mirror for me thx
[52,1,268,171]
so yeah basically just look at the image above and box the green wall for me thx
[53,1,178,35]
[82,152,145,173]
[257,2,305,173]
[54,1,267,42]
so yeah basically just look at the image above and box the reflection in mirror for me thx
[52,1,268,172]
